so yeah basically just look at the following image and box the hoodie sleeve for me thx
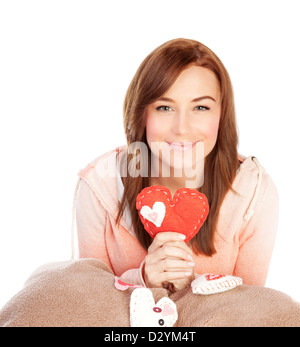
[76,178,111,264]
[76,178,146,286]
[233,173,279,286]
[119,261,147,287]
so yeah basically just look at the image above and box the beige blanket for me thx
[1,258,300,327]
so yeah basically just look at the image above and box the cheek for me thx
[198,119,220,140]
[146,114,168,142]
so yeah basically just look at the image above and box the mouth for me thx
[166,141,200,151]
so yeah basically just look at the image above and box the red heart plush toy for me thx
[136,185,209,242]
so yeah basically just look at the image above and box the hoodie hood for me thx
[72,145,264,253]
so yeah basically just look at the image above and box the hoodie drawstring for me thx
[243,157,263,222]
[71,177,81,259]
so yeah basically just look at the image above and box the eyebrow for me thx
[155,96,216,103]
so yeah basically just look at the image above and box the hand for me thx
[143,232,195,292]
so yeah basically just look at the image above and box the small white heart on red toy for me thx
[148,211,158,222]
[140,201,166,228]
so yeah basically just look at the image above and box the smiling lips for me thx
[166,141,199,151]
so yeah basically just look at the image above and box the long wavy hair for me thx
[116,38,239,256]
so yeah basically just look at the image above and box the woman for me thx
[74,38,279,292]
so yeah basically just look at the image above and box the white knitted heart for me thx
[191,274,243,295]
[140,201,166,227]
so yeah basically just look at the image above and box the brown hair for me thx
[116,38,239,256]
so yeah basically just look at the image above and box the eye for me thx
[156,105,173,112]
[158,319,164,326]
[195,106,210,111]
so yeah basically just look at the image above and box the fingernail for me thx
[187,254,193,261]
[188,262,195,267]
[178,234,186,240]
[185,271,192,276]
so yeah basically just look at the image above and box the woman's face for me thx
[146,65,221,174]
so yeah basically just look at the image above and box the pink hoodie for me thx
[73,145,279,287]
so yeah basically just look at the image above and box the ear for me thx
[156,296,178,326]
[130,288,156,327]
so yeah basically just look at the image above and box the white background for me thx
[0,0,299,310]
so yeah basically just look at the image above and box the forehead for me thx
[164,65,220,102]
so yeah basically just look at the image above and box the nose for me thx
[172,110,191,136]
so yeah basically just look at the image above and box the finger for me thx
[160,270,193,283]
[162,241,194,258]
[172,272,195,291]
[148,232,186,254]
[155,244,192,262]
[160,258,195,272]
[144,262,187,288]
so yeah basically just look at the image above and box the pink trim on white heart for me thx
[140,201,166,227]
